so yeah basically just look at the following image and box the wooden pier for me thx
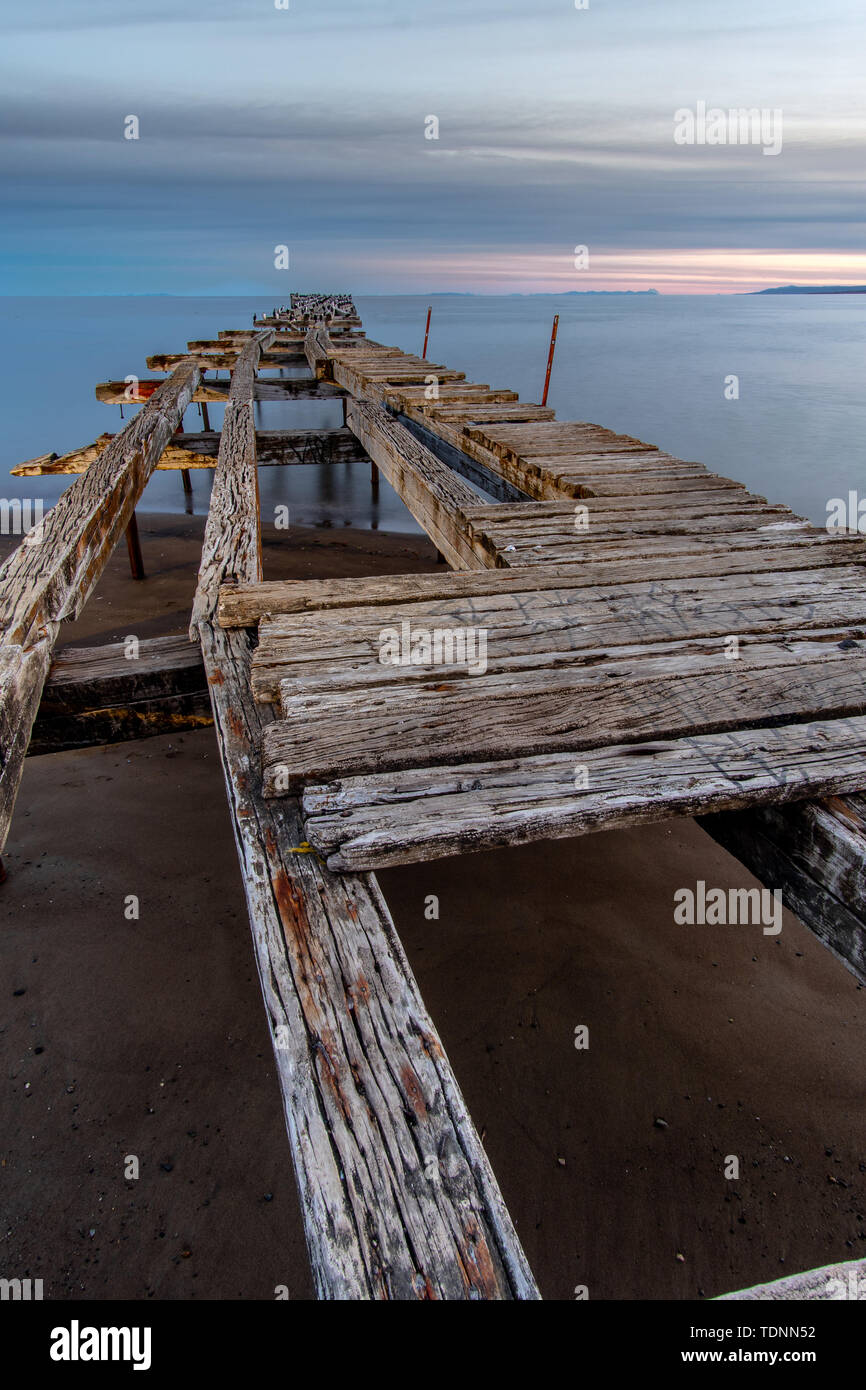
[2,291,866,1298]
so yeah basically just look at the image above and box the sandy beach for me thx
[2,516,864,1301]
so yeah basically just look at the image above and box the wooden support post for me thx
[199,370,211,431]
[422,305,432,359]
[124,511,145,580]
[175,420,193,502]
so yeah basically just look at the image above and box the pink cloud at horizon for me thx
[344,249,866,296]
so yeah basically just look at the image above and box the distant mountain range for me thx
[750,284,866,295]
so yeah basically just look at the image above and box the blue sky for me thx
[1,0,864,293]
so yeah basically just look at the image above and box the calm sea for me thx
[1,294,864,531]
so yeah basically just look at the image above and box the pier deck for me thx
[238,326,866,891]
[2,292,866,1298]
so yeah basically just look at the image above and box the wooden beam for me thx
[12,437,215,476]
[29,636,212,754]
[298,716,866,872]
[698,795,866,985]
[346,400,486,570]
[304,324,335,378]
[201,622,539,1299]
[214,543,866,627]
[13,429,368,477]
[147,351,305,370]
[94,378,346,405]
[0,359,200,851]
[262,640,866,790]
[190,333,273,637]
[0,361,200,648]
[192,326,537,1299]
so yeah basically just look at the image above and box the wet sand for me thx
[2,518,865,1301]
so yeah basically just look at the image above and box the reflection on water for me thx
[159,369,425,533]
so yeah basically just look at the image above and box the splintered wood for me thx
[248,325,866,871]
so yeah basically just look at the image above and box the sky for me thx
[1,0,865,294]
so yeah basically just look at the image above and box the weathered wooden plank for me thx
[468,421,658,461]
[421,404,557,425]
[248,566,866,702]
[304,325,335,378]
[190,324,538,1298]
[198,623,539,1299]
[298,716,866,871]
[383,385,519,406]
[94,378,345,404]
[0,360,201,649]
[332,358,467,404]
[38,635,207,711]
[482,521,824,567]
[147,352,305,370]
[14,429,368,476]
[0,359,201,851]
[257,629,866,705]
[190,333,274,637]
[464,496,792,527]
[0,632,56,846]
[13,436,214,477]
[346,400,487,571]
[30,636,211,753]
[262,642,866,790]
[216,537,866,627]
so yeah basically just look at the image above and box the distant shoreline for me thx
[748,284,866,295]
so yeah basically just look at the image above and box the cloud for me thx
[2,0,865,292]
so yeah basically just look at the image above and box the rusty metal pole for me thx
[125,511,145,580]
[541,314,559,407]
[422,305,432,360]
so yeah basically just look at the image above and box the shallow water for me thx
[2,293,864,530]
